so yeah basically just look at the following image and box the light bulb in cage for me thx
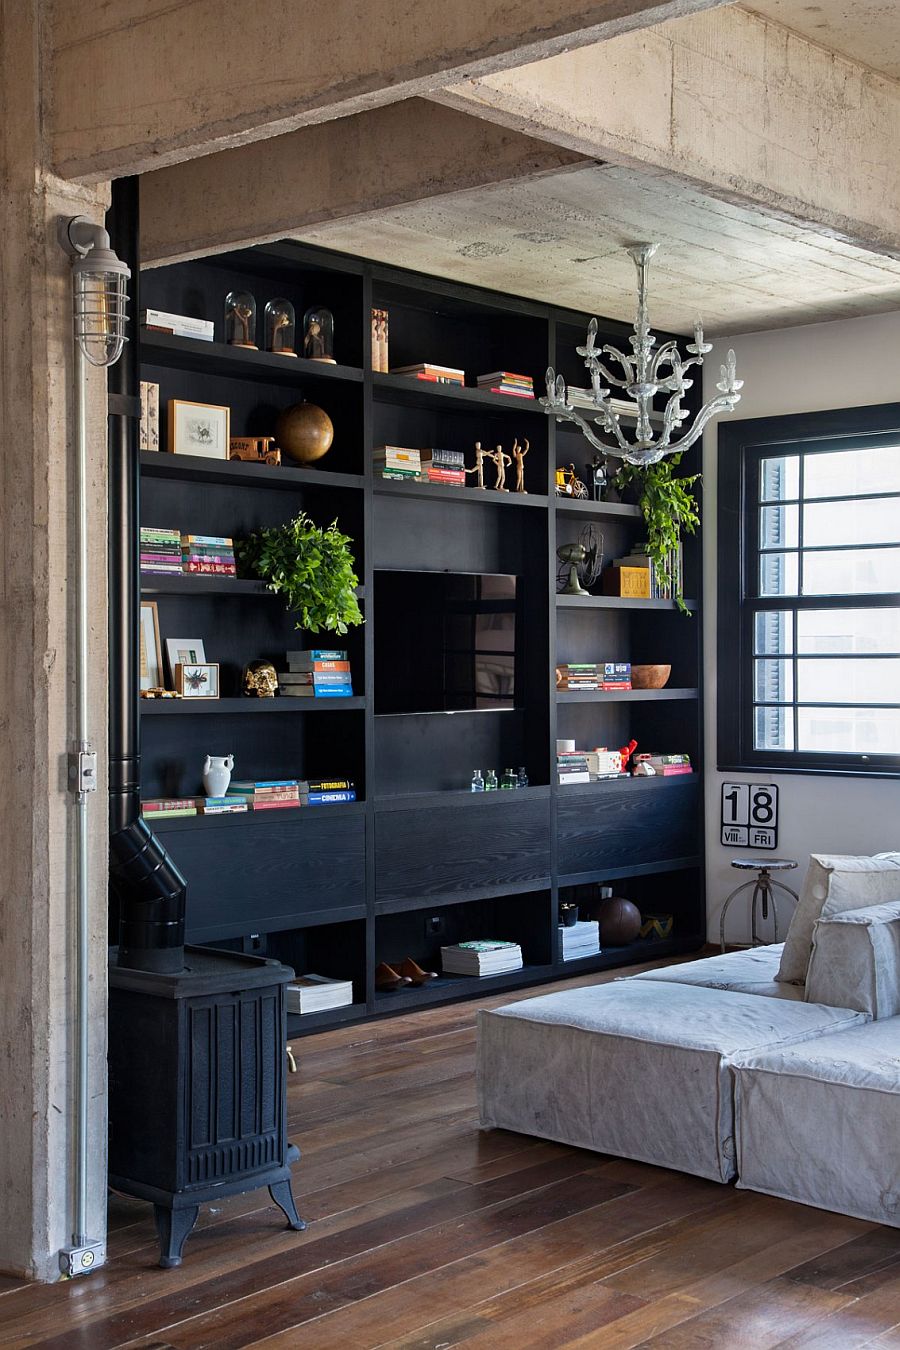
[59,216,131,368]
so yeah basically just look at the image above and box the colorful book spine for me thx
[303,789,357,805]
[286,650,346,663]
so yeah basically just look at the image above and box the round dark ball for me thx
[598,896,642,945]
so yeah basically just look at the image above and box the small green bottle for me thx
[485,769,498,791]
[501,768,517,790]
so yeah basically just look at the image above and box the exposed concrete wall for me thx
[702,310,900,944]
[48,0,729,181]
[0,4,110,1281]
[436,5,900,257]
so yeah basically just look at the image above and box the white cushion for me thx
[805,901,900,1019]
[777,853,900,985]
[628,943,803,1001]
[734,1017,900,1227]
[477,981,866,1183]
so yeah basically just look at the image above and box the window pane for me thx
[755,610,793,655]
[755,659,794,702]
[803,497,900,548]
[797,658,900,705]
[760,505,799,549]
[802,547,900,595]
[760,552,798,596]
[798,707,900,755]
[804,445,900,499]
[760,456,799,502]
[797,608,900,654]
[755,705,794,750]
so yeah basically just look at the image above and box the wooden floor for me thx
[2,965,899,1349]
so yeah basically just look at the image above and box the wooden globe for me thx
[598,896,642,946]
[275,402,334,464]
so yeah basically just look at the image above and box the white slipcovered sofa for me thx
[479,853,900,1227]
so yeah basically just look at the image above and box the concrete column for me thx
[0,4,111,1282]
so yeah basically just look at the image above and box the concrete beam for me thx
[434,5,900,257]
[49,0,729,182]
[141,101,589,266]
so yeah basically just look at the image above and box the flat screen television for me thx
[374,570,520,714]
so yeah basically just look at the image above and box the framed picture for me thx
[175,662,220,699]
[165,637,207,684]
[168,399,230,459]
[139,601,163,690]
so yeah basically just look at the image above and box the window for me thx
[718,405,900,776]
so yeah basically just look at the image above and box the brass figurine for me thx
[512,437,529,494]
[464,440,488,490]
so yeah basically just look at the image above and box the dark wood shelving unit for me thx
[136,239,706,1034]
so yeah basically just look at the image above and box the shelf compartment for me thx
[554,499,642,521]
[557,776,700,879]
[140,331,364,390]
[141,696,366,714]
[553,933,701,972]
[140,450,365,493]
[374,785,551,811]
[557,594,699,612]
[149,801,365,831]
[373,479,547,509]
[373,371,548,417]
[373,964,557,1013]
[556,688,699,704]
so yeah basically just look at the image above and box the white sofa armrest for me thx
[806,901,900,1019]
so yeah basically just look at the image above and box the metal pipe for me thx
[73,338,91,1246]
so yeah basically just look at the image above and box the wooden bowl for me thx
[630,663,671,689]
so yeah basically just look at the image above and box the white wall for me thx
[703,309,900,943]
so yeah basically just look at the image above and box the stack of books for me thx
[557,752,591,785]
[476,371,534,399]
[559,919,601,961]
[181,534,236,576]
[299,778,357,805]
[140,526,182,575]
[373,446,425,481]
[198,796,248,815]
[141,309,214,342]
[637,753,692,777]
[421,447,465,487]
[225,779,300,810]
[280,649,353,698]
[142,797,198,819]
[556,662,632,691]
[286,975,354,1014]
[441,940,523,977]
[391,362,465,386]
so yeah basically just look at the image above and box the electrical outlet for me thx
[425,915,444,937]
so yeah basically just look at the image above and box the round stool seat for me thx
[730,858,798,871]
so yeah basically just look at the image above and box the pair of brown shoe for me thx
[375,958,438,990]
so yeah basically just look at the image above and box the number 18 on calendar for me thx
[721,783,778,850]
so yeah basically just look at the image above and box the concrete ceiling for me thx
[746,1,900,81]
[298,162,900,335]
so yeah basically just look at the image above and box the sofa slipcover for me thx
[805,901,900,1020]
[477,981,866,1183]
[777,853,900,985]
[733,1017,900,1228]
[628,943,802,1001]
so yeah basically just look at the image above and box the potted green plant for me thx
[236,511,364,634]
[612,456,700,614]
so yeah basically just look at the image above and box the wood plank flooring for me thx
[1,964,898,1349]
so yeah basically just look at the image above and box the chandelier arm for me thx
[649,340,680,382]
[600,345,635,385]
[582,349,629,390]
[662,394,742,456]
[550,405,626,457]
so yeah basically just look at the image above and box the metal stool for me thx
[719,858,799,953]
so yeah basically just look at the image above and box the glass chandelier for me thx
[541,244,743,466]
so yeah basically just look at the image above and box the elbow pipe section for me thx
[110,793,187,974]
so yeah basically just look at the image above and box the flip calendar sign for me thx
[721,782,778,850]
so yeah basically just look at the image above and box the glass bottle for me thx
[501,768,517,790]
[264,298,297,357]
[224,290,258,349]
[470,769,485,792]
[302,306,335,364]
[516,766,529,789]
[484,769,498,791]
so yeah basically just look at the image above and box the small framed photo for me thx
[168,399,230,460]
[175,662,220,699]
[165,637,207,684]
[139,601,163,690]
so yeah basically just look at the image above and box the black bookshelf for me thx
[137,240,707,1033]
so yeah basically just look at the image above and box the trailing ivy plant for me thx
[237,512,364,635]
[613,455,700,615]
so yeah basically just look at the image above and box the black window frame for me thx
[718,402,900,779]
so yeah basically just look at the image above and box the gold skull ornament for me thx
[242,660,278,698]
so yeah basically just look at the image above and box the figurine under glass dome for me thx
[224,290,258,350]
[302,306,335,364]
[264,298,297,357]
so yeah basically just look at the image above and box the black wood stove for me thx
[105,181,304,1267]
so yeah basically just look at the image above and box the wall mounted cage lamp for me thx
[59,215,131,368]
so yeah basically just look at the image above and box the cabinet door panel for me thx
[376,799,551,908]
[557,781,700,878]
